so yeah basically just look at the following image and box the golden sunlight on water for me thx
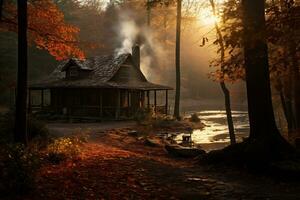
[176,110,250,151]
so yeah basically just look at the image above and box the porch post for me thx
[141,91,145,107]
[127,91,130,117]
[154,90,157,113]
[28,89,31,113]
[147,90,150,109]
[99,89,103,118]
[165,90,168,115]
[116,89,121,119]
[127,91,130,107]
[41,89,44,108]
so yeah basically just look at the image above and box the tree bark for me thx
[278,0,299,134]
[0,0,3,20]
[290,43,300,130]
[279,87,296,132]
[14,0,28,144]
[147,0,151,27]
[220,82,236,144]
[242,0,283,140]
[210,0,236,144]
[173,0,181,120]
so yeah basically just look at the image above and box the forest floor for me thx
[24,123,300,200]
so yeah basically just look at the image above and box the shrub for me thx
[27,117,50,141]
[151,115,181,129]
[0,144,40,196]
[0,112,15,143]
[134,108,153,125]
[0,111,50,144]
[189,113,200,123]
[0,112,51,197]
[45,135,87,164]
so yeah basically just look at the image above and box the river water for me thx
[176,110,250,151]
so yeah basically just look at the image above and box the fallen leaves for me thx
[18,128,300,200]
[26,131,195,200]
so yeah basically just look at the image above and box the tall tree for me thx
[174,0,181,119]
[0,0,3,20]
[1,0,84,60]
[242,0,290,152]
[210,0,236,144]
[211,0,299,135]
[147,0,151,26]
[266,0,300,134]
[14,0,28,144]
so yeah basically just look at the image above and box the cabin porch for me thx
[28,88,170,120]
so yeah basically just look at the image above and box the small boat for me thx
[165,144,206,158]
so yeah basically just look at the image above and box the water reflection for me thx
[176,110,250,151]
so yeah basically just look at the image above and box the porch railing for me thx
[29,104,169,119]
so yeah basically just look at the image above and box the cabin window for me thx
[69,66,79,78]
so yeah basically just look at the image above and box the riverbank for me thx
[22,125,300,200]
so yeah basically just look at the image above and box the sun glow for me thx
[197,8,221,26]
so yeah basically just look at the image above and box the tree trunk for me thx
[290,43,300,130]
[278,0,300,135]
[14,0,28,144]
[279,87,296,132]
[147,0,151,27]
[220,82,236,144]
[0,0,3,20]
[173,0,181,120]
[242,0,286,142]
[210,0,236,144]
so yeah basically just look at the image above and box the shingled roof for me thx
[30,53,172,90]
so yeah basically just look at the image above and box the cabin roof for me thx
[61,58,94,71]
[30,53,172,90]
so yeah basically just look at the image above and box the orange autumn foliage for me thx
[0,0,85,60]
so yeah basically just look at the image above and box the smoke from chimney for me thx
[114,12,166,81]
[114,17,139,55]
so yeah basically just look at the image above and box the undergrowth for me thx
[0,111,88,197]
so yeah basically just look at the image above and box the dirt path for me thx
[46,121,136,137]
[27,126,300,200]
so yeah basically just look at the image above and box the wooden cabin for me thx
[29,45,172,120]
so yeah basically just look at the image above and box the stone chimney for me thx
[132,44,140,69]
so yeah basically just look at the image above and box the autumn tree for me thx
[203,0,295,165]
[145,0,181,119]
[209,0,236,144]
[241,0,294,161]
[0,0,85,143]
[1,0,84,61]
[209,0,300,136]
[266,0,300,134]
[174,0,181,120]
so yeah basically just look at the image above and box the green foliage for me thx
[0,112,50,197]
[0,143,40,196]
[0,119,88,197]
[0,111,50,144]
[0,32,57,105]
[0,112,15,143]
[134,108,153,125]
[189,113,200,123]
